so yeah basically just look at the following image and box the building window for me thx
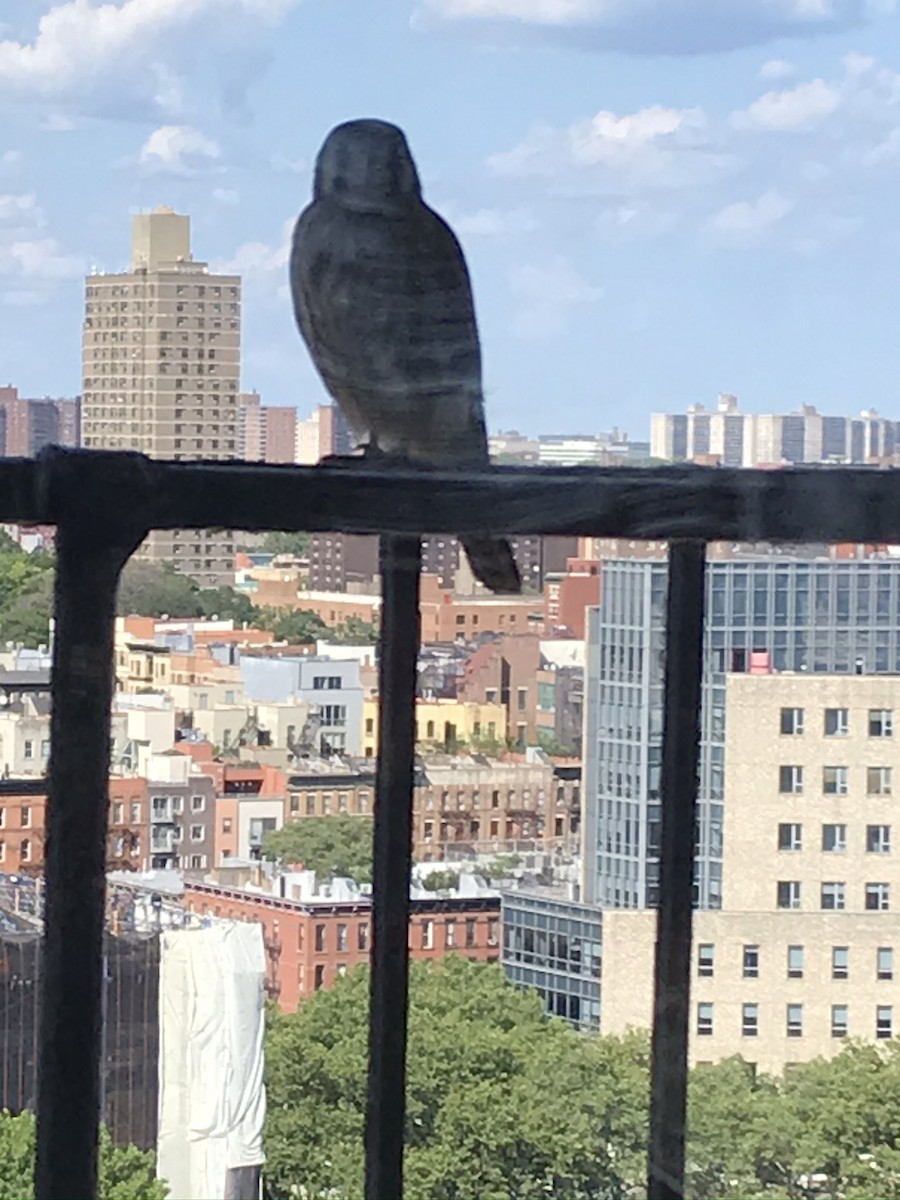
[868,766,893,796]
[306,794,316,816]
[832,946,849,980]
[358,922,369,951]
[822,824,847,853]
[314,924,326,952]
[696,1003,713,1036]
[870,709,894,738]
[465,918,477,948]
[877,1006,893,1040]
[866,882,891,911]
[742,945,759,979]
[191,795,205,812]
[697,944,714,978]
[222,818,232,834]
[112,802,124,824]
[780,707,804,735]
[786,1004,803,1038]
[777,881,801,909]
[778,823,802,851]
[421,920,434,950]
[868,824,892,854]
[313,965,325,991]
[779,765,803,794]
[336,924,348,952]
[878,947,894,981]
[831,1005,849,1038]
[487,918,499,947]
[445,920,456,948]
[824,708,849,737]
[188,825,201,842]
[742,1004,759,1038]
[823,766,849,795]
[787,945,804,979]
[23,741,34,760]
[130,802,141,823]
[20,806,31,829]
[821,882,846,910]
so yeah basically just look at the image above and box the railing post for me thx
[35,460,146,1200]
[647,540,707,1200]
[365,534,421,1200]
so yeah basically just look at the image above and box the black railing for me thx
[8,447,900,1200]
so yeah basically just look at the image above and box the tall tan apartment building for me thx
[81,207,239,586]
[602,672,900,1074]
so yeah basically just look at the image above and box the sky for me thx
[3,1,900,437]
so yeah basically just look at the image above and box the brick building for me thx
[183,875,501,1010]
[108,777,150,872]
[457,634,557,747]
[544,558,601,639]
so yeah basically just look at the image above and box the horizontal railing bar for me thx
[0,448,893,543]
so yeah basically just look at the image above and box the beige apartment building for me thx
[81,207,240,585]
[602,672,900,1074]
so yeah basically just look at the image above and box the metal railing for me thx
[7,446,898,1200]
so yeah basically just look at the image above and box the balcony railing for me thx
[11,446,900,1200]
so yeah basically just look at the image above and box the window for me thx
[866,883,891,911]
[20,839,30,863]
[778,823,802,851]
[868,766,893,796]
[445,920,456,948]
[112,802,124,824]
[870,709,893,738]
[191,795,205,812]
[742,945,759,979]
[779,765,803,794]
[877,1006,893,1039]
[488,918,499,947]
[172,797,183,814]
[313,965,325,991]
[831,1005,849,1038]
[517,687,527,712]
[824,708,849,736]
[358,922,369,951]
[821,882,846,910]
[777,881,801,909]
[336,924,348,952]
[314,924,326,952]
[421,920,434,950]
[20,806,31,829]
[190,854,205,869]
[867,824,892,854]
[832,946,849,979]
[697,944,714,977]
[190,825,203,842]
[823,766,849,795]
[878,947,894,981]
[130,802,141,823]
[786,1004,803,1038]
[742,1004,759,1038]
[692,1001,713,1036]
[23,740,34,760]
[822,824,847,852]
[787,945,804,979]
[465,918,477,948]
[780,707,804,735]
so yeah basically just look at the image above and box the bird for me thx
[289,117,521,595]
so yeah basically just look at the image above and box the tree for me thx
[250,606,328,644]
[116,561,203,618]
[259,532,311,559]
[196,585,256,625]
[0,570,53,648]
[331,615,378,645]
[420,868,459,891]
[264,959,650,1200]
[261,815,374,883]
[0,1111,167,1200]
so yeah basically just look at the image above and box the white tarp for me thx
[157,923,266,1200]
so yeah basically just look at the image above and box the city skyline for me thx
[5,3,900,432]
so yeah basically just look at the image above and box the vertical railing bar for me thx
[647,539,707,1200]
[365,533,422,1200]
[35,519,143,1200]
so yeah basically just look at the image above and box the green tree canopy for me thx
[330,615,378,645]
[419,868,460,892]
[264,958,649,1200]
[261,814,373,883]
[0,1111,167,1200]
[258,531,311,559]
[116,561,203,619]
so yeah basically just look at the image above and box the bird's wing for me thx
[290,199,488,464]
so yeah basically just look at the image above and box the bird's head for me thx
[313,119,421,214]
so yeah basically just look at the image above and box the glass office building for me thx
[583,554,900,911]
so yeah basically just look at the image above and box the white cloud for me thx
[510,255,601,337]
[138,125,220,175]
[0,150,22,174]
[450,207,538,236]
[710,189,794,242]
[489,104,734,195]
[212,187,239,205]
[760,58,796,80]
[213,219,293,277]
[270,153,308,174]
[417,0,894,53]
[0,237,84,279]
[595,202,678,238]
[0,0,300,117]
[40,113,76,131]
[0,194,43,224]
[732,78,841,131]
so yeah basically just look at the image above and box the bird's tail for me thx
[460,535,522,595]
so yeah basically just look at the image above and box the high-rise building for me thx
[237,392,298,464]
[583,553,900,912]
[295,403,354,464]
[81,207,239,586]
[0,387,80,455]
[651,395,900,466]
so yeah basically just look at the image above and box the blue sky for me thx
[2,0,900,437]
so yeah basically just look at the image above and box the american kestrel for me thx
[289,118,521,595]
